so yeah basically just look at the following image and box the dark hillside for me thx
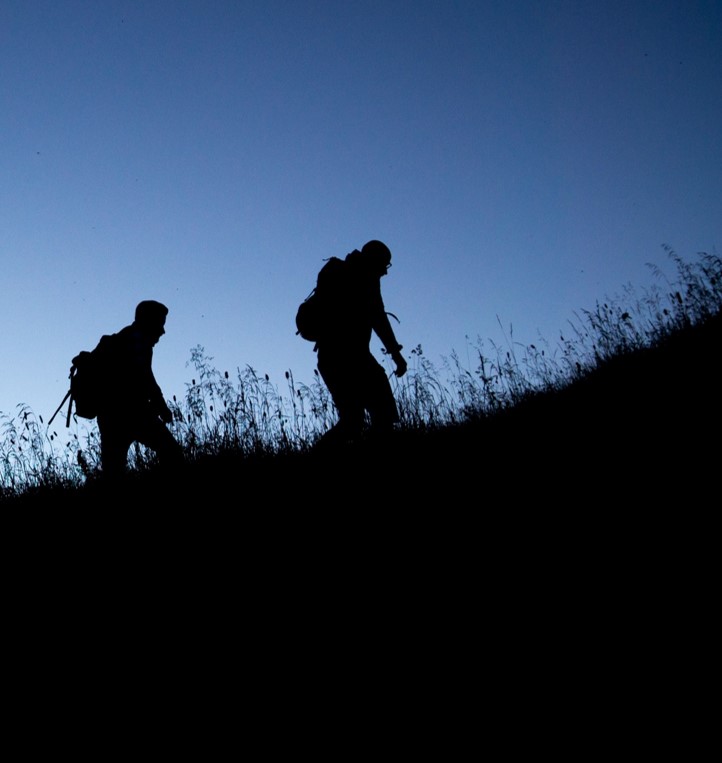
[6,313,717,701]
[7,310,718,508]
[460,308,721,498]
[5,312,716,737]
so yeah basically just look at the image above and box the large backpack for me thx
[295,257,349,343]
[49,334,118,427]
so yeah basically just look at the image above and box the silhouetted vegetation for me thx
[2,246,720,506]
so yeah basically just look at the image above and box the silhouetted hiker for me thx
[94,300,183,480]
[312,240,408,447]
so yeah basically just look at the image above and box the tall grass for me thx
[1,247,720,500]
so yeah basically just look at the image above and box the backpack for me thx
[295,256,349,343]
[49,334,117,427]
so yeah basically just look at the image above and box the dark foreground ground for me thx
[4,318,716,736]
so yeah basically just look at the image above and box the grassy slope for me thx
[6,311,718,509]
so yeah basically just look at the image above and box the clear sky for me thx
[2,0,720,445]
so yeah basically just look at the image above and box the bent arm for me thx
[370,283,402,354]
[371,288,407,377]
[373,310,403,355]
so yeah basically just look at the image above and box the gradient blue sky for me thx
[2,1,720,444]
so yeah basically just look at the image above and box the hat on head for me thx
[361,240,392,267]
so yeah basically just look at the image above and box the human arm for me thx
[390,346,407,377]
[371,294,407,377]
[147,371,173,422]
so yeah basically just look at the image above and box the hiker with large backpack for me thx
[297,239,408,447]
[88,300,183,479]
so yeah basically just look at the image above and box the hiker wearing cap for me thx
[314,240,408,447]
[95,300,183,478]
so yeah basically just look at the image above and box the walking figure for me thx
[309,240,408,447]
[93,300,183,479]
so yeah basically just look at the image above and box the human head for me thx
[134,300,168,343]
[361,240,392,276]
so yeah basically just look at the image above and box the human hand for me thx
[159,403,173,424]
[393,352,407,378]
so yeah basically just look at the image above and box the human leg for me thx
[97,415,132,479]
[135,415,184,469]
[365,355,399,433]
[317,349,366,444]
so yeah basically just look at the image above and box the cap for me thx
[361,240,392,267]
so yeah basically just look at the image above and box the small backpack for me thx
[49,335,117,427]
[295,257,349,343]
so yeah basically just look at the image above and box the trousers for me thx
[317,346,398,442]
